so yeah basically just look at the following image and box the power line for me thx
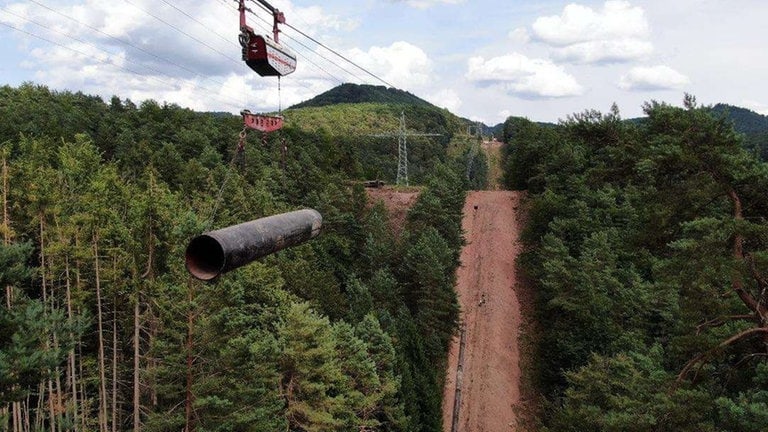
[282,21,396,89]
[26,0,234,89]
[7,0,395,115]
[23,0,267,110]
[160,0,237,49]
[242,8,349,84]
[0,18,245,112]
[121,0,242,65]
[243,0,388,87]
[247,0,273,17]
[1,6,247,109]
[370,112,441,186]
[271,26,364,82]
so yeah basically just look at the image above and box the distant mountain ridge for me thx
[697,104,767,159]
[710,103,768,135]
[290,83,506,139]
[290,83,434,109]
[290,85,768,158]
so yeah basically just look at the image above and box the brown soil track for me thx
[442,190,527,432]
[365,187,420,237]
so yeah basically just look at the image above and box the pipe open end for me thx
[185,235,225,281]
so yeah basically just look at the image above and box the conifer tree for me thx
[278,302,345,432]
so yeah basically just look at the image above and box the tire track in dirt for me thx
[442,190,526,432]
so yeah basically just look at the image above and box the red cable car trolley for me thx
[238,0,296,133]
[238,0,296,77]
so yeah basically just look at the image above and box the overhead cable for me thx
[242,0,393,88]
[282,22,396,88]
[243,8,349,85]
[26,0,235,92]
[0,19,245,112]
[121,0,241,65]
[160,0,237,49]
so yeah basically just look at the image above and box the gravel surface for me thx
[442,190,527,432]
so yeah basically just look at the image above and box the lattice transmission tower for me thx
[465,121,483,181]
[371,112,441,186]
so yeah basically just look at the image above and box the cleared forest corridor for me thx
[441,187,527,431]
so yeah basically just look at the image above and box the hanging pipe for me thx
[185,209,322,281]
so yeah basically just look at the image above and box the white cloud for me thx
[466,53,584,99]
[427,89,462,112]
[551,39,653,64]
[387,0,465,10]
[508,28,530,44]
[0,0,355,112]
[618,65,690,91]
[532,1,649,45]
[531,1,652,64]
[0,3,32,27]
[288,5,359,32]
[347,41,433,89]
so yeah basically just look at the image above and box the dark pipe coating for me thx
[185,209,322,281]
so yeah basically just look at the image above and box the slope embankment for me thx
[441,189,528,432]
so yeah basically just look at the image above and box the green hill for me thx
[710,103,768,159]
[626,103,768,159]
[283,101,480,184]
[289,83,433,109]
[287,83,492,141]
[286,102,462,138]
[283,83,490,184]
[711,103,768,135]
[286,83,467,138]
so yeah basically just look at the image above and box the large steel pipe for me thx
[186,209,322,281]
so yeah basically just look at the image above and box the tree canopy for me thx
[0,83,471,432]
[503,96,768,431]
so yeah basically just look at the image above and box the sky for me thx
[1,0,767,124]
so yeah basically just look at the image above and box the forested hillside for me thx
[0,83,476,432]
[503,97,768,431]
[283,91,484,187]
[289,83,433,109]
[711,104,768,160]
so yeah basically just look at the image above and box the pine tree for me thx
[278,302,345,432]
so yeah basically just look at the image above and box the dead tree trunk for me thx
[185,280,195,432]
[93,233,109,432]
[39,215,57,432]
[64,258,79,431]
[112,297,118,432]
[133,291,141,432]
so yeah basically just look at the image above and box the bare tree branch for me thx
[727,188,763,315]
[695,314,757,335]
[676,327,768,385]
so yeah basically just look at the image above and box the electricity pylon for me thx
[466,121,483,181]
[370,112,441,186]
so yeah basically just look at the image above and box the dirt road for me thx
[442,190,526,432]
[482,140,504,190]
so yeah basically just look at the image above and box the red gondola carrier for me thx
[238,0,297,77]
